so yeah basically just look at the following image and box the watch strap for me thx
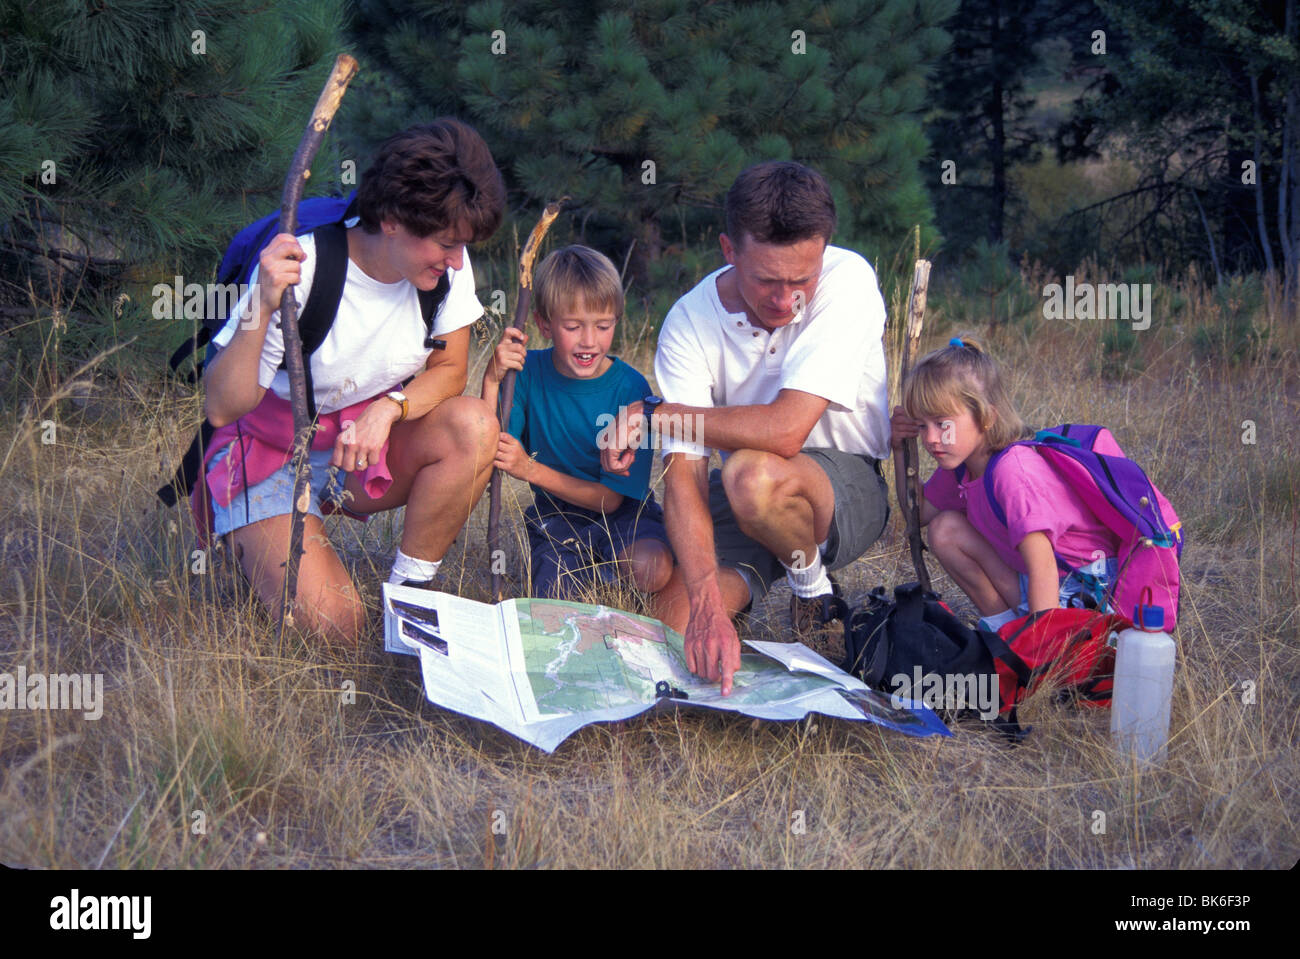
[386,391,409,421]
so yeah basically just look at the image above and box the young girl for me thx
[890,337,1120,631]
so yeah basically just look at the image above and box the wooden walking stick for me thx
[276,54,359,637]
[899,259,934,593]
[488,199,565,601]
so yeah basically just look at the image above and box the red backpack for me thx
[983,607,1132,714]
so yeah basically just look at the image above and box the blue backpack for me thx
[956,424,1184,628]
[156,193,450,507]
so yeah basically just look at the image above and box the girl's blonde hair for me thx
[902,335,1030,453]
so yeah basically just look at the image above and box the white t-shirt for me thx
[213,229,484,413]
[654,245,890,461]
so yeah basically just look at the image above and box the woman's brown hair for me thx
[357,118,505,242]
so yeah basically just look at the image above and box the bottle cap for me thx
[1133,603,1165,630]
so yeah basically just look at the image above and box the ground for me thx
[0,279,1297,869]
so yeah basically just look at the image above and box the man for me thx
[603,161,891,694]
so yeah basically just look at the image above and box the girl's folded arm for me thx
[1017,531,1059,613]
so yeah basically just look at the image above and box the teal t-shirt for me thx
[507,348,654,510]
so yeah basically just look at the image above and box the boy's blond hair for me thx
[902,335,1031,453]
[533,245,624,323]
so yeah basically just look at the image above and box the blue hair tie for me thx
[949,337,964,348]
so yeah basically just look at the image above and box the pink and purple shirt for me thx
[923,444,1119,575]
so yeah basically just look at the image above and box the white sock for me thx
[389,549,442,585]
[977,608,1019,631]
[783,550,832,598]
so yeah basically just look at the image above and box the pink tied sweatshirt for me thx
[191,389,394,546]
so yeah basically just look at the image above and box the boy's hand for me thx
[599,401,644,476]
[486,327,528,384]
[494,431,533,480]
[890,404,921,452]
[255,233,306,324]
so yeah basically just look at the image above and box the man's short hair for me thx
[533,245,624,323]
[357,118,506,242]
[724,161,837,247]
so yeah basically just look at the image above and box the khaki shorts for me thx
[708,447,890,601]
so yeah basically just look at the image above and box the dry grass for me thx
[1,274,1298,870]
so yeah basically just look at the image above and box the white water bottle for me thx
[1111,596,1176,764]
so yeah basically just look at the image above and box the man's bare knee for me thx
[721,448,789,522]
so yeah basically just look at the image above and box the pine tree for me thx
[926,0,1095,254]
[1068,0,1300,294]
[0,0,346,329]
[349,0,956,289]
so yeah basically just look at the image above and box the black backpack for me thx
[156,196,450,508]
[836,582,1031,739]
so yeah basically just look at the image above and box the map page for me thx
[384,586,949,752]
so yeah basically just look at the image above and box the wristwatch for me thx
[642,394,664,439]
[385,390,409,421]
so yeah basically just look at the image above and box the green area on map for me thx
[514,599,840,716]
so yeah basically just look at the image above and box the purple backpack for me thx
[961,424,1184,629]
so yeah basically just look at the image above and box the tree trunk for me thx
[1190,187,1223,286]
[988,1,1006,245]
[1279,83,1292,301]
[1287,0,1299,317]
[625,211,662,292]
[1250,73,1277,277]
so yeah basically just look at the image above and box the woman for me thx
[201,119,505,642]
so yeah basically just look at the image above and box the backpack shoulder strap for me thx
[299,222,348,357]
[980,446,1014,526]
[279,221,349,422]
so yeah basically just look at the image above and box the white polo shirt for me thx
[214,230,484,413]
[654,245,890,461]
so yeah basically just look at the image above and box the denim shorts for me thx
[1016,555,1119,616]
[211,445,349,536]
[525,493,669,599]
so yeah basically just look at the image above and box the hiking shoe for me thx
[789,574,845,634]
[399,578,439,590]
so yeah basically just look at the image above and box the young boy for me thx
[481,245,673,601]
